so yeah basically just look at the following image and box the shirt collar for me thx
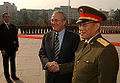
[58,28,65,36]
[4,21,9,25]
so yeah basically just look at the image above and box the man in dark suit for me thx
[72,6,119,83]
[0,12,19,83]
[38,11,80,83]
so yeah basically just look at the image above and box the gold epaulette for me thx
[97,38,110,47]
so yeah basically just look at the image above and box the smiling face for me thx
[2,13,10,23]
[78,21,100,40]
[51,12,66,32]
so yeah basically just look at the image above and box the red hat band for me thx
[79,13,102,23]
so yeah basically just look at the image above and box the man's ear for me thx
[95,23,100,30]
[96,23,100,28]
[94,23,100,32]
[63,20,66,25]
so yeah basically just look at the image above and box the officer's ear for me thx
[93,22,100,32]
[95,23,100,30]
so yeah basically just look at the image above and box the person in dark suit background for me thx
[38,11,80,83]
[0,12,19,83]
[72,6,119,83]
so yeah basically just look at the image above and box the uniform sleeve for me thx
[14,25,19,48]
[98,44,119,83]
[59,61,74,75]
[38,34,49,70]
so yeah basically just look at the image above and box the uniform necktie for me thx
[83,42,87,49]
[54,32,59,60]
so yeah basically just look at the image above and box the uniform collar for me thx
[85,32,100,44]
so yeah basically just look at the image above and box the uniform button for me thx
[72,77,74,80]
[84,60,89,63]
[74,69,77,72]
[77,61,80,64]
[86,60,89,63]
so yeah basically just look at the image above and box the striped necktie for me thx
[54,32,59,60]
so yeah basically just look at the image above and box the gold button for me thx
[77,61,80,64]
[83,60,89,63]
[72,77,74,80]
[86,61,89,63]
[74,69,77,72]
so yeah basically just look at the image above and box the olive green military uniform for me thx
[72,33,119,83]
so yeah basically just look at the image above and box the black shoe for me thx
[6,78,13,83]
[11,76,20,80]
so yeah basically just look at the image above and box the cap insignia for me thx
[79,8,83,14]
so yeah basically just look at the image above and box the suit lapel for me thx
[51,31,55,50]
[3,23,8,31]
[44,31,55,54]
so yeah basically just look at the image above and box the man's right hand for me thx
[46,61,59,72]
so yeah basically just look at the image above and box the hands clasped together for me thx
[46,61,59,72]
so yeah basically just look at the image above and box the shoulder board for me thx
[97,38,110,47]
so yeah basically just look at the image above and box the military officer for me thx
[72,6,119,83]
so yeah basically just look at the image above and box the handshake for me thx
[46,61,59,72]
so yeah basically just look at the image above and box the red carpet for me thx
[18,35,120,46]
[18,34,43,39]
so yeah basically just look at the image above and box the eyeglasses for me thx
[79,21,96,27]
[51,19,63,22]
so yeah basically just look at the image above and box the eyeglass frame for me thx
[78,21,99,27]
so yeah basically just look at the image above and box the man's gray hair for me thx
[52,11,66,21]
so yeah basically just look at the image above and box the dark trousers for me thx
[45,71,72,83]
[2,50,16,79]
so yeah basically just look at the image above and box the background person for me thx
[0,12,19,83]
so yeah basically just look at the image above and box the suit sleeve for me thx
[98,44,119,83]
[0,25,5,51]
[38,34,49,70]
[59,33,80,75]
[0,27,2,50]
[14,25,19,48]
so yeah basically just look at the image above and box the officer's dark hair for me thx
[52,11,66,21]
[2,12,9,17]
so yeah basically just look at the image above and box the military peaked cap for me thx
[76,6,107,23]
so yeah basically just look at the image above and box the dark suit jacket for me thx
[39,29,80,83]
[72,33,119,83]
[0,23,19,52]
